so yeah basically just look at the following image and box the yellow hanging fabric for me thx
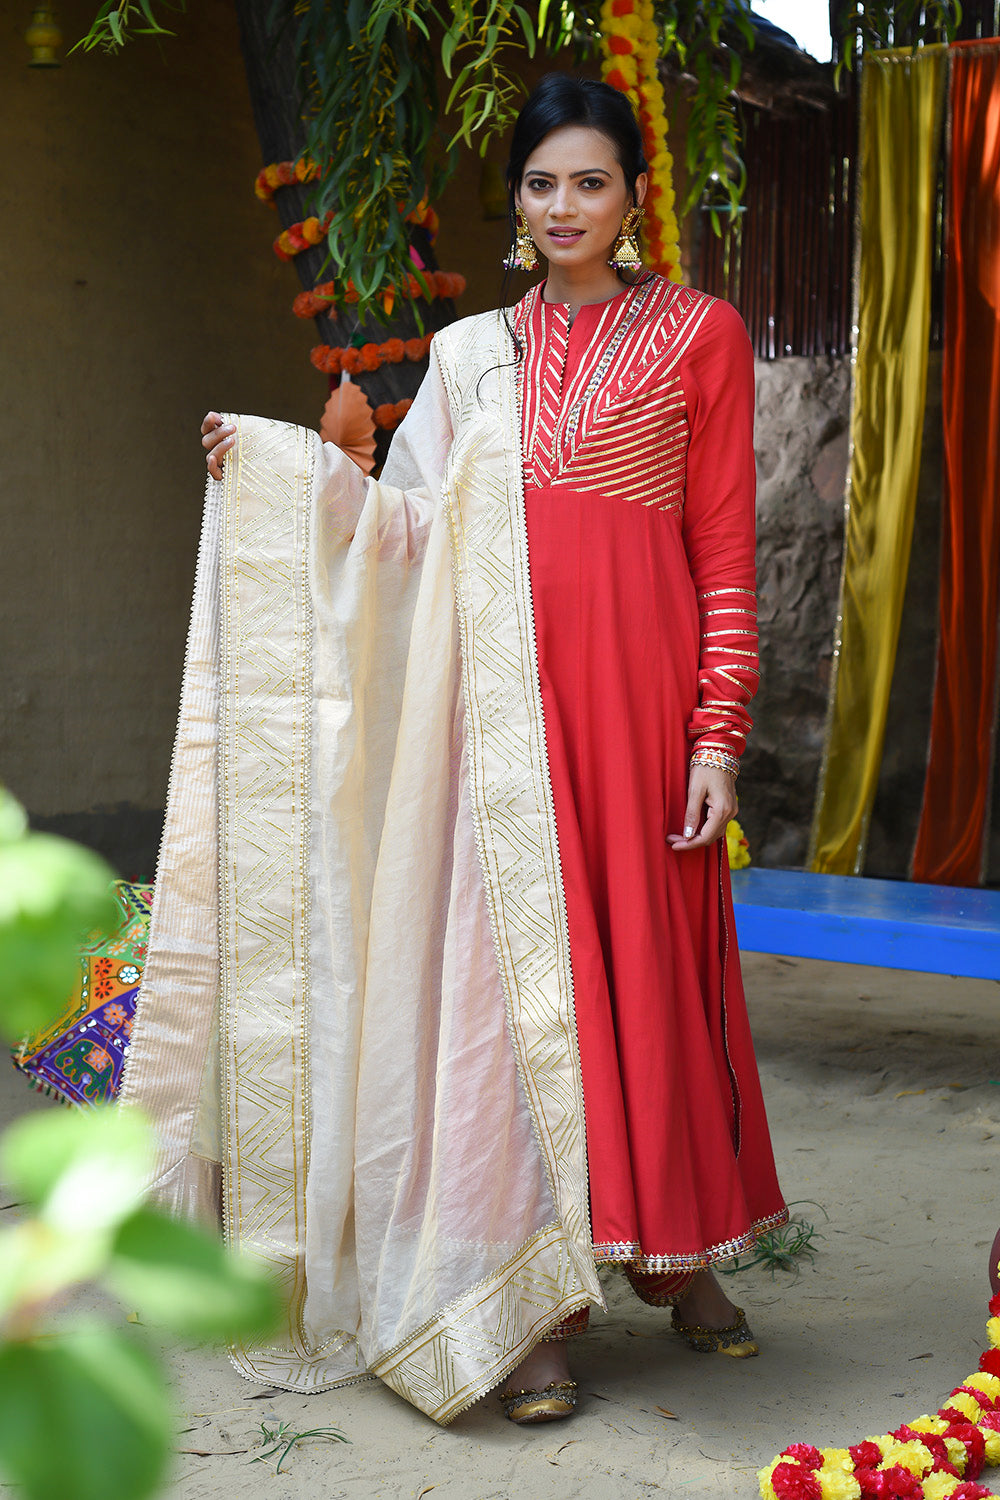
[808,46,947,875]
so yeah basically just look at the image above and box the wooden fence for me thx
[697,94,857,359]
[699,3,1000,361]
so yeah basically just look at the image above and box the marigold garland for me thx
[757,1294,1000,1499]
[254,156,320,200]
[373,398,412,431]
[293,271,466,321]
[256,159,441,263]
[598,0,684,282]
[310,333,434,377]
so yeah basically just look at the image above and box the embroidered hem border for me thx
[592,1207,790,1273]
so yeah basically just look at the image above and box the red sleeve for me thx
[677,297,758,775]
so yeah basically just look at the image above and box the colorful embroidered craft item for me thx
[11,881,152,1107]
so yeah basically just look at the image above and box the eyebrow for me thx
[524,168,612,180]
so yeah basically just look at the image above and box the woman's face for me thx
[515,124,646,274]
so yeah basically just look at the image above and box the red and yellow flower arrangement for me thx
[255,160,442,263]
[253,156,320,200]
[599,0,683,281]
[310,333,434,377]
[758,1294,1000,1499]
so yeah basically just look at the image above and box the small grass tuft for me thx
[252,1419,350,1473]
[718,1201,827,1278]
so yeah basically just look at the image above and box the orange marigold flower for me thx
[383,338,406,362]
[612,0,635,12]
[310,345,339,373]
[359,344,381,371]
[277,161,296,185]
[264,164,282,190]
[341,349,362,375]
[403,338,425,361]
[373,403,395,427]
[605,67,629,90]
[301,217,324,245]
[608,34,633,54]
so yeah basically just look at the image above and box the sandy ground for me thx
[4,951,998,1500]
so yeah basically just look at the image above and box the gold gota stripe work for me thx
[516,278,717,516]
[218,417,348,1390]
[433,312,602,1344]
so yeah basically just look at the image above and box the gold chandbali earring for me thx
[609,205,644,271]
[504,208,539,271]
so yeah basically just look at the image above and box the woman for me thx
[131,73,785,1429]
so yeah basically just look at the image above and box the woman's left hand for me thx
[667,766,738,851]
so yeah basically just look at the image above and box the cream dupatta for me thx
[121,313,603,1422]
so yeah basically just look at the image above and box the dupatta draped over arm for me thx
[120,313,602,1423]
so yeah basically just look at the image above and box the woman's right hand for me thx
[201,412,235,481]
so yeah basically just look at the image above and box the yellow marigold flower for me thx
[756,1460,781,1500]
[265,164,282,189]
[983,1426,1000,1466]
[817,1470,861,1500]
[964,1371,1000,1399]
[943,1435,968,1467]
[884,1439,933,1476]
[922,1474,961,1500]
[987,1314,1000,1346]
[909,1415,947,1434]
[945,1390,983,1422]
[726,819,751,870]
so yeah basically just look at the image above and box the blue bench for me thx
[730,867,1000,980]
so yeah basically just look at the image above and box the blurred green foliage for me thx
[0,790,281,1500]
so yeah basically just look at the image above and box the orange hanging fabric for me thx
[912,40,1000,886]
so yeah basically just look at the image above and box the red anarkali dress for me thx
[515,275,786,1275]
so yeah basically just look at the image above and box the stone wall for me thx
[742,355,851,869]
[746,352,947,877]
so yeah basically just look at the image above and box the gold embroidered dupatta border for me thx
[433,313,595,1271]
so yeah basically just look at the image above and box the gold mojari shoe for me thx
[670,1305,759,1358]
[499,1380,578,1423]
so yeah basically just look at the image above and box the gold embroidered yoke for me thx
[514,276,759,775]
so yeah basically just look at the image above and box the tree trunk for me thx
[232,1,458,456]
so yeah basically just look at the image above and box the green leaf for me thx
[0,1105,151,1225]
[0,1112,153,1320]
[0,813,117,1040]
[0,790,27,844]
[108,1208,282,1340]
[0,1328,172,1500]
[440,26,457,75]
